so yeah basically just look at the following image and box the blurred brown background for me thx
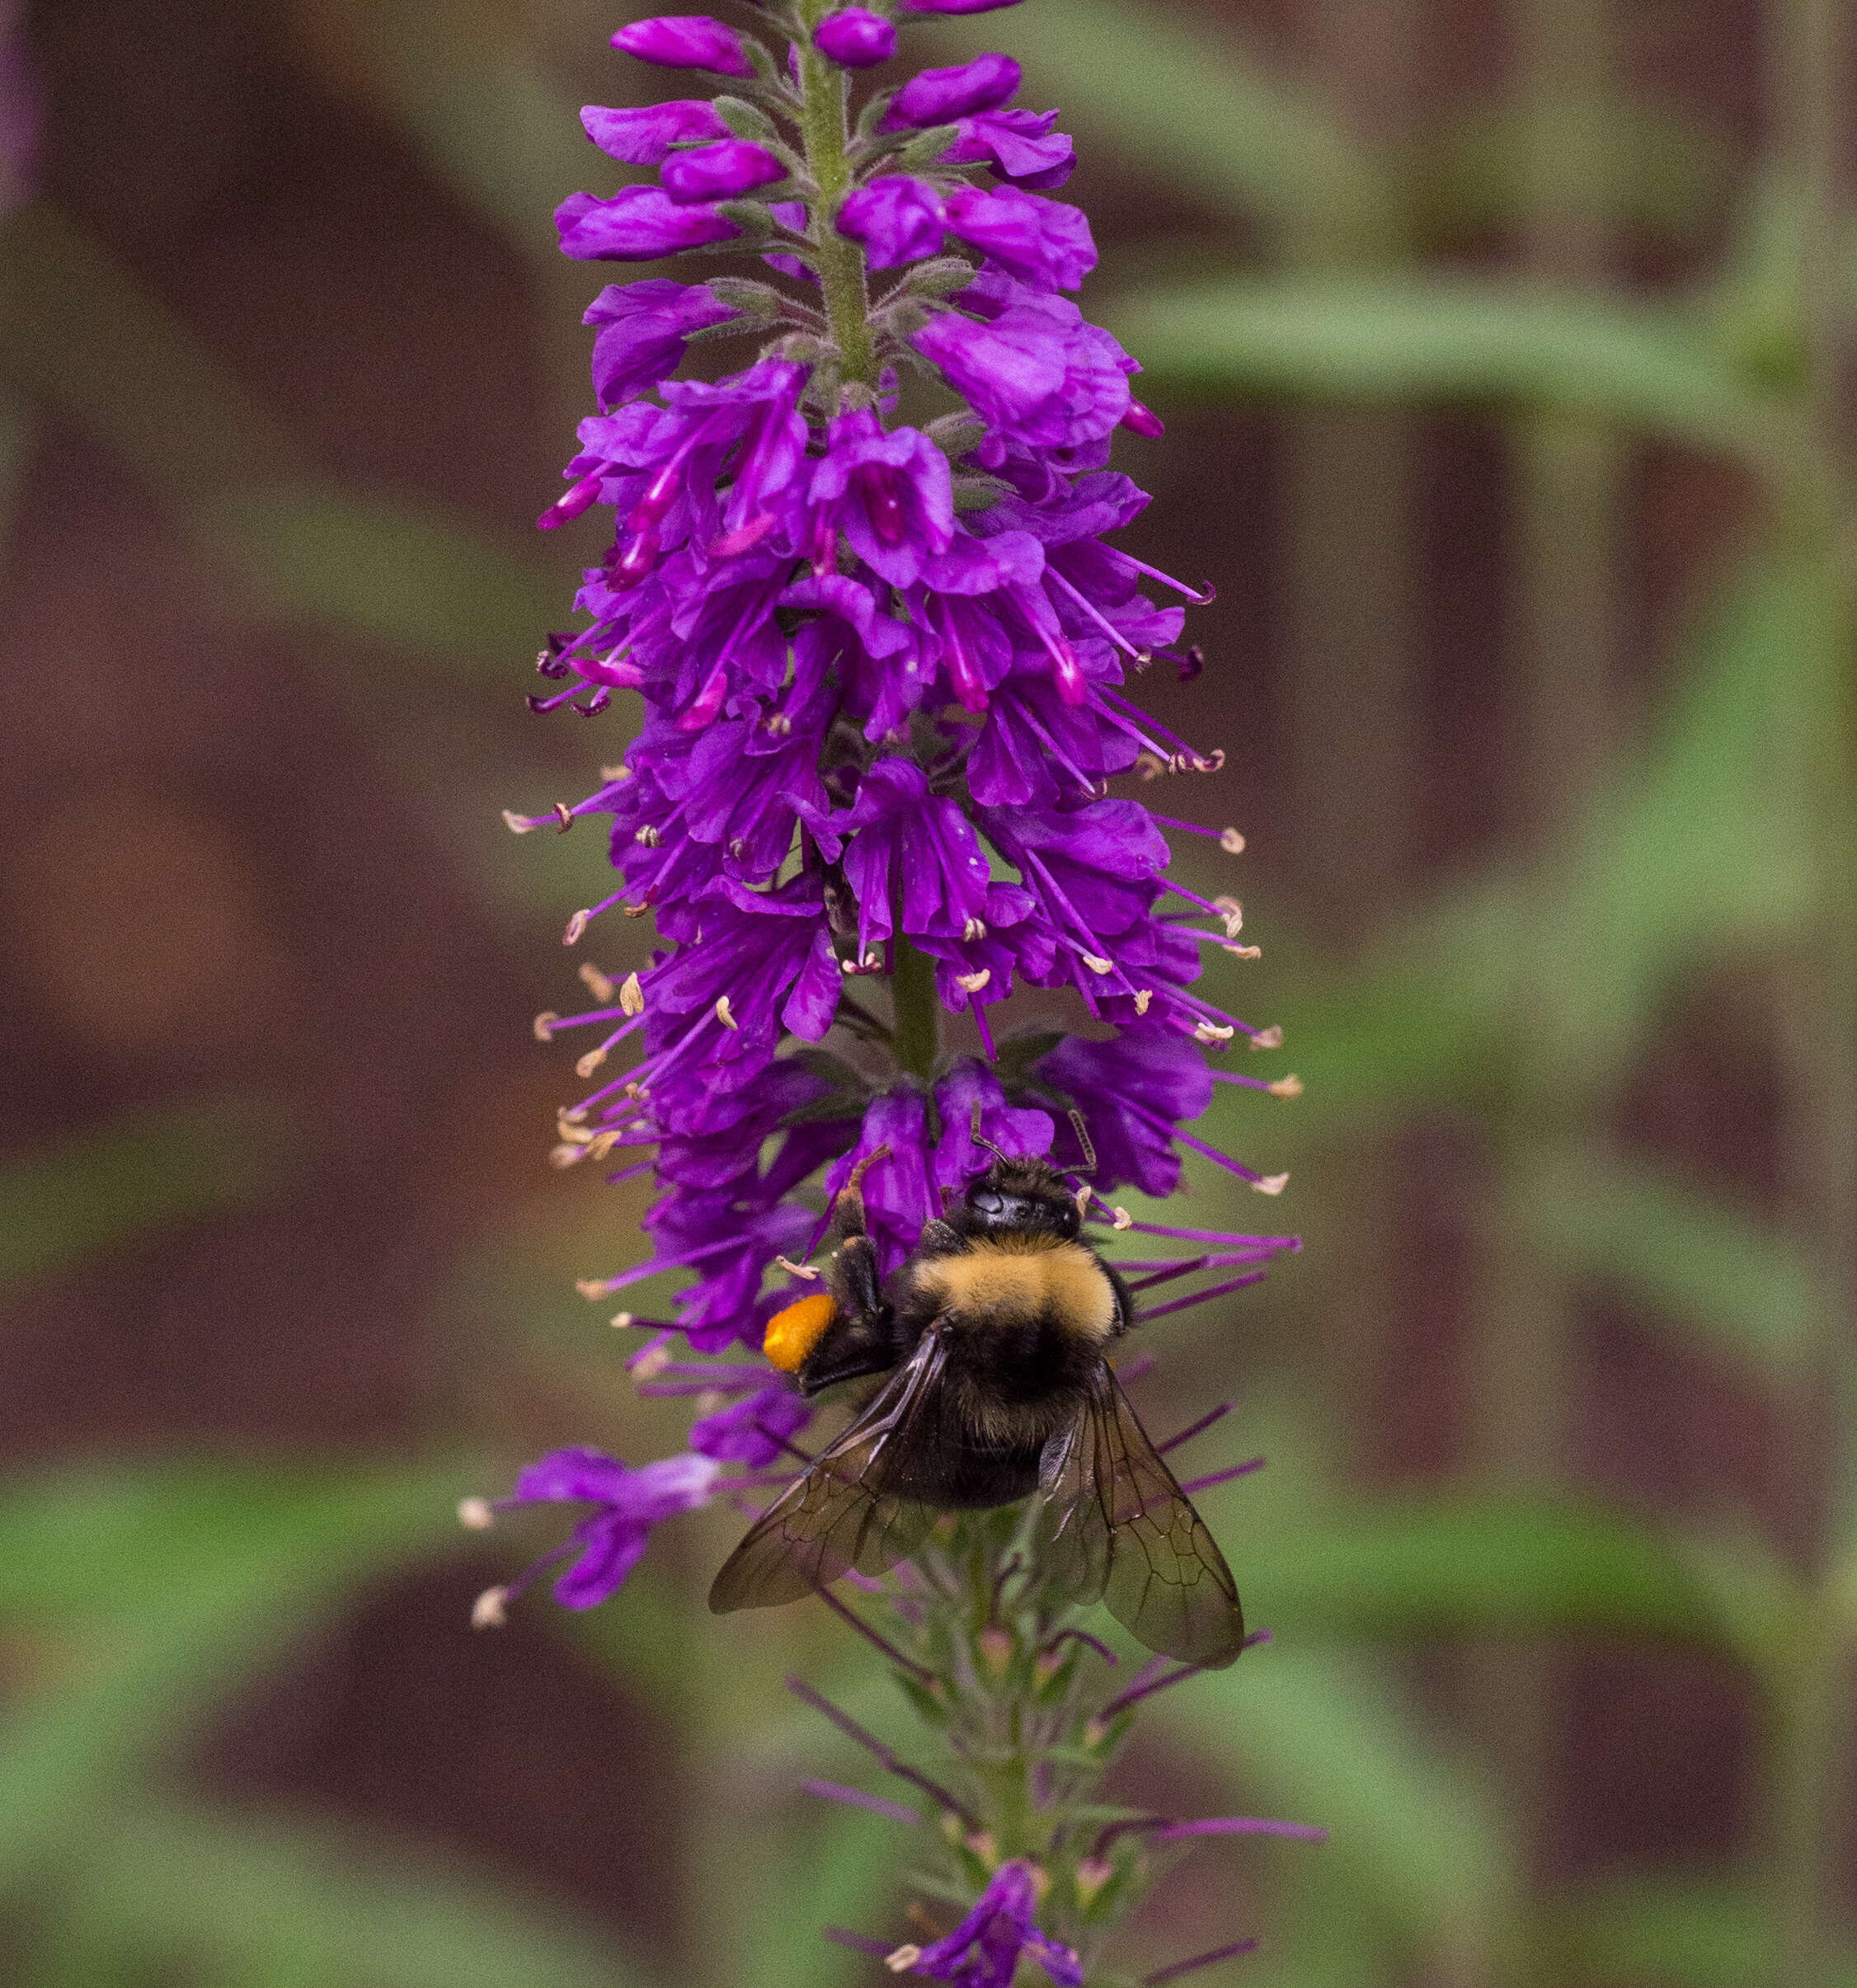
[2,1,1854,1984]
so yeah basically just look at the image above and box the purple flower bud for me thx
[661,138,786,204]
[581,99,731,164]
[943,185,1096,291]
[942,106,1074,189]
[1121,397,1165,437]
[884,51,1020,127]
[611,13,756,77]
[814,7,896,67]
[581,278,737,407]
[836,174,946,269]
[556,186,741,261]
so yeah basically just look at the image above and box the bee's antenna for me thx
[968,1100,1009,1165]
[1066,1109,1098,1177]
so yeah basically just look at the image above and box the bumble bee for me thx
[708,1123,1246,1668]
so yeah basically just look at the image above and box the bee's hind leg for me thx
[797,1146,897,1395]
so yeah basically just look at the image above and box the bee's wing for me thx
[707,1332,947,1614]
[1037,1365,1246,1669]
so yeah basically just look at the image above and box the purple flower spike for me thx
[611,13,756,76]
[582,279,737,407]
[883,51,1021,126]
[490,1447,720,1610]
[556,186,740,261]
[889,1860,1082,1988]
[943,186,1096,292]
[836,174,946,269]
[580,99,731,164]
[814,7,897,67]
[661,139,787,204]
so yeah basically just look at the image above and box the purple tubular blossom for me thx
[882,52,1021,126]
[814,7,897,67]
[556,186,740,261]
[611,13,755,76]
[943,107,1075,190]
[892,1860,1083,1988]
[914,282,1133,447]
[661,139,787,204]
[496,1447,719,1607]
[580,99,730,163]
[835,174,946,268]
[582,280,736,407]
[809,408,955,584]
[943,186,1097,291]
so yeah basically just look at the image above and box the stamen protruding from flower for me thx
[472,1586,510,1629]
[1252,1173,1289,1196]
[1081,952,1113,975]
[609,1310,633,1328]
[575,1278,609,1300]
[564,909,590,946]
[961,916,987,942]
[885,1947,922,1974]
[1269,1074,1303,1097]
[553,801,576,831]
[1112,1207,1132,1229]
[502,809,538,834]
[579,962,616,1001]
[1133,990,1153,1014]
[776,1255,821,1281]
[956,969,991,993]
[534,1011,559,1041]
[1194,1021,1234,1043]
[1249,1024,1284,1050]
[1221,828,1246,853]
[1212,895,1243,935]
[576,1046,607,1078]
[458,1497,495,1530]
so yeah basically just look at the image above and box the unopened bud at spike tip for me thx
[472,1586,510,1629]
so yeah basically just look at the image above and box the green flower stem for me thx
[891,937,943,1086]
[796,1,878,389]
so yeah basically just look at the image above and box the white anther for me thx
[1112,1206,1132,1229]
[501,808,538,835]
[1195,1020,1235,1042]
[1225,943,1262,960]
[457,1497,494,1531]
[533,1011,559,1042]
[600,763,629,782]
[1081,953,1113,976]
[957,969,991,994]
[1135,753,1165,782]
[548,1143,585,1168]
[619,971,645,1016]
[1269,1074,1304,1097]
[765,712,792,736]
[561,1104,589,1124]
[962,916,988,942]
[552,801,575,832]
[777,1256,821,1281]
[1213,895,1243,936]
[610,1311,634,1328]
[885,1949,923,1975]
[634,825,661,847]
[715,995,739,1031]
[472,1586,510,1629]
[1133,990,1152,1015]
[633,1346,670,1380]
[579,962,615,1002]
[1249,1024,1284,1050]
[576,1047,608,1079]
[575,1278,609,1300]
[1074,1184,1092,1209]
[1253,1173,1290,1196]
[1220,827,1246,853]
[563,909,590,946]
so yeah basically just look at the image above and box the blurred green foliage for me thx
[3,0,1855,1984]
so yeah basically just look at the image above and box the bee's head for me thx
[963,1156,1082,1242]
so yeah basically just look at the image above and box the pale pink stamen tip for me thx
[502,808,538,834]
[1220,827,1246,853]
[619,972,646,1016]
[533,1011,559,1042]
[1249,1024,1284,1050]
[574,1277,609,1299]
[563,909,590,946]
[1253,1173,1290,1196]
[884,1948,922,1975]
[1270,1074,1305,1097]
[457,1497,495,1530]
[472,1586,510,1629]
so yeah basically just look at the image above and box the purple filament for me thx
[802,1779,922,1826]
[1142,1939,1262,1986]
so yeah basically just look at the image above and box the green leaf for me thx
[1163,1650,1519,1970]
[1233,1496,1807,1670]
[1516,1149,1831,1378]
[205,485,561,665]
[52,1800,659,1988]
[1102,274,1789,462]
[925,0,1379,242]
[0,1095,294,1291]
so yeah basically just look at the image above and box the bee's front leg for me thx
[797,1158,899,1394]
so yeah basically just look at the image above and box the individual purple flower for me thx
[1031,1028,1213,1196]
[580,99,731,164]
[835,174,946,270]
[580,279,737,410]
[836,758,992,956]
[808,407,956,585]
[881,52,1022,127]
[661,139,787,204]
[814,7,896,67]
[943,186,1096,292]
[689,1382,811,1464]
[942,108,1075,190]
[473,1447,720,1618]
[914,280,1133,449]
[886,1861,1083,1988]
[611,12,756,76]
[556,186,740,261]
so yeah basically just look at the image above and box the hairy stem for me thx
[796,2,877,387]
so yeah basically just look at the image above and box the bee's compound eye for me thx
[970,1187,1006,1215]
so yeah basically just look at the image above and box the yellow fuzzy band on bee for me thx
[763,1292,837,1372]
